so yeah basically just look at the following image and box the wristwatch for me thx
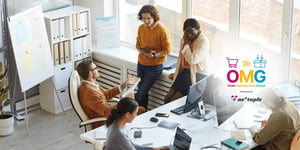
[151,53,156,58]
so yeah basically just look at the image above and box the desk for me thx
[80,97,270,149]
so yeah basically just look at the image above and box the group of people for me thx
[76,4,300,150]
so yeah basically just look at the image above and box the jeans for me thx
[135,63,163,109]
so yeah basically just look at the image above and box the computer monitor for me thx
[213,87,243,128]
[183,76,208,113]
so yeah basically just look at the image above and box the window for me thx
[239,0,283,83]
[119,0,182,54]
[192,0,230,74]
[291,1,300,81]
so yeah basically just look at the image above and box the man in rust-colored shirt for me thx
[77,59,145,129]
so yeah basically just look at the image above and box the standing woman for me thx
[104,97,169,150]
[135,4,172,109]
[164,18,209,104]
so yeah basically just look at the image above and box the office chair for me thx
[68,70,107,132]
[291,130,300,150]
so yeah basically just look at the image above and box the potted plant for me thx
[0,61,13,136]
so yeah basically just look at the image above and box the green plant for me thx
[0,62,12,118]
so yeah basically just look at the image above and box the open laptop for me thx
[170,127,192,150]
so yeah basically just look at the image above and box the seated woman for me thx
[104,97,169,150]
[250,87,300,150]
[164,18,209,104]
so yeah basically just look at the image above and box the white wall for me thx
[75,0,115,42]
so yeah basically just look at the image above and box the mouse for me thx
[150,117,158,122]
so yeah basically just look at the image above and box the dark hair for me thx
[183,18,200,31]
[76,59,93,80]
[106,97,139,127]
[137,5,160,22]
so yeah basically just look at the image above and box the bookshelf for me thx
[39,6,92,114]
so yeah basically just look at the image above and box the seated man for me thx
[77,59,145,129]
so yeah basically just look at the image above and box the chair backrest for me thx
[291,130,300,150]
[68,70,92,132]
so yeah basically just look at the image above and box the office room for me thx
[0,0,300,149]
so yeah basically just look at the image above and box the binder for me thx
[63,40,70,63]
[79,11,88,34]
[59,18,65,40]
[51,19,60,42]
[76,13,81,35]
[86,35,91,56]
[72,14,78,36]
[82,36,87,57]
[74,38,83,61]
[59,42,65,64]
[53,43,60,65]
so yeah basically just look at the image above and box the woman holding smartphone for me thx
[164,18,210,104]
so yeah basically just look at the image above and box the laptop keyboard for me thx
[170,105,185,115]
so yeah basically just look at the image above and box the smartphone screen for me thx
[155,113,169,117]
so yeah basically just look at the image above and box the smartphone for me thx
[155,113,169,117]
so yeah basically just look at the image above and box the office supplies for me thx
[157,120,179,129]
[95,127,107,140]
[171,76,208,115]
[155,113,169,117]
[221,137,249,150]
[150,117,158,123]
[170,127,192,150]
[134,130,142,138]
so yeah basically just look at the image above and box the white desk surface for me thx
[80,97,271,149]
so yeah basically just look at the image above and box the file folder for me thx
[51,19,60,42]
[82,36,88,57]
[59,18,65,40]
[59,42,65,64]
[76,13,81,35]
[63,40,70,63]
[53,43,60,65]
[72,14,78,36]
[80,11,88,34]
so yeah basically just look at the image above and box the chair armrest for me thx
[80,117,107,127]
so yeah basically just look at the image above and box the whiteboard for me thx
[7,5,54,92]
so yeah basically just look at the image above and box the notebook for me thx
[221,137,249,150]
[158,120,180,130]
[170,127,192,150]
[233,119,252,129]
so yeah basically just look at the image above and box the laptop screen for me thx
[173,127,192,150]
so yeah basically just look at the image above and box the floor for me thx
[0,108,93,150]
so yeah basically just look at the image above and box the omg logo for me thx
[226,55,266,88]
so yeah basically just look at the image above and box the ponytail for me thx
[106,108,120,127]
[106,97,139,127]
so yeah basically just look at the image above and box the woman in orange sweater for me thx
[135,5,172,109]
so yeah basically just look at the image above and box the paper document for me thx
[95,127,107,140]
[121,77,140,98]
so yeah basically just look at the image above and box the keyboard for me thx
[170,105,185,115]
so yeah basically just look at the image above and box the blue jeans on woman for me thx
[135,63,163,109]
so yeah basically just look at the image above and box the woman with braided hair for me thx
[104,97,169,150]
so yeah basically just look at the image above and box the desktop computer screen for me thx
[183,76,208,113]
[213,87,243,128]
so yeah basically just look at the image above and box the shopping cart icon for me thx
[226,57,239,68]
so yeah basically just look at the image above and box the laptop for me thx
[170,127,192,150]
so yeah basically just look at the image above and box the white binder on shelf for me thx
[79,11,88,34]
[51,19,60,43]
[82,36,87,57]
[74,38,83,61]
[59,18,65,40]
[76,13,81,35]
